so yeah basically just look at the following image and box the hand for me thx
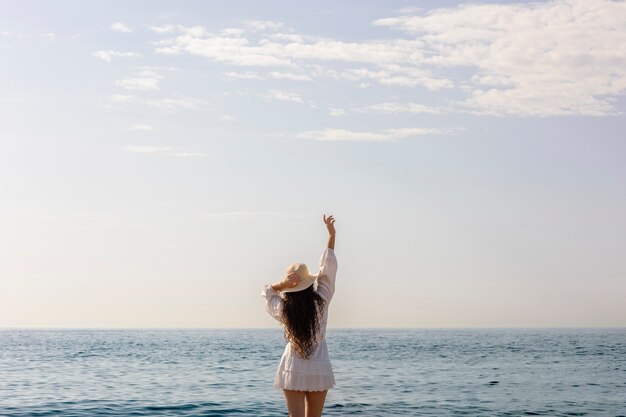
[279,273,301,290]
[323,214,336,236]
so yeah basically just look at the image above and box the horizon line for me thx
[1,326,625,331]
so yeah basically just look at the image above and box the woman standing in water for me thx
[262,214,338,417]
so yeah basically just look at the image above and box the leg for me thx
[283,389,306,417]
[305,390,328,417]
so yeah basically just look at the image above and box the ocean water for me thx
[0,328,624,416]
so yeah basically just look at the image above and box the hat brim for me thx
[281,273,319,293]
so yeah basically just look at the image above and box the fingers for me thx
[323,214,335,224]
[287,273,301,287]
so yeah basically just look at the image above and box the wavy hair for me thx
[281,285,326,359]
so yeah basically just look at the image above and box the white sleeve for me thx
[316,248,338,302]
[261,284,283,322]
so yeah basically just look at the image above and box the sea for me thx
[0,328,624,416]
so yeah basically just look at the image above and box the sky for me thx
[1,0,625,328]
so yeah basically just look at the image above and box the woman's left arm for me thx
[261,284,283,322]
[262,273,301,322]
[270,273,301,292]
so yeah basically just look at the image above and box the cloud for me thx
[366,102,446,115]
[328,107,346,117]
[145,96,210,111]
[222,71,264,80]
[219,114,234,121]
[107,94,208,112]
[110,22,132,33]
[109,94,136,103]
[125,146,172,153]
[244,20,284,31]
[93,50,141,62]
[170,152,205,157]
[262,89,303,103]
[128,124,155,131]
[149,2,626,117]
[156,30,292,66]
[332,65,452,89]
[197,211,312,222]
[115,70,161,91]
[222,71,311,81]
[395,6,424,14]
[148,24,176,34]
[124,146,204,157]
[269,71,312,81]
[373,0,626,116]
[153,24,447,89]
[296,127,462,142]
[221,27,246,36]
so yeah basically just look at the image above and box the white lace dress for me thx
[262,247,338,391]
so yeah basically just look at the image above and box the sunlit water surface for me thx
[1,328,625,416]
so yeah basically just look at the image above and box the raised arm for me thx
[324,214,336,249]
[317,214,338,301]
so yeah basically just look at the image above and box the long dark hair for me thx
[281,285,326,359]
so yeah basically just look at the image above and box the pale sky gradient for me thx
[1,0,625,328]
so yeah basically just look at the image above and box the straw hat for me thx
[281,263,319,293]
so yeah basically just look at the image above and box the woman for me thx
[262,214,338,417]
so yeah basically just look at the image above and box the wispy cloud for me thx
[1,29,19,37]
[223,71,311,81]
[197,211,313,222]
[107,94,208,112]
[149,1,626,117]
[222,71,264,80]
[93,50,141,62]
[115,70,161,91]
[170,152,205,157]
[148,24,176,34]
[154,24,448,89]
[296,127,463,142]
[145,96,210,111]
[221,27,246,36]
[366,102,446,115]
[125,146,172,153]
[244,20,284,31]
[328,107,346,117]
[331,66,452,90]
[110,22,132,33]
[128,124,155,131]
[263,89,303,103]
[109,94,136,103]
[124,146,205,157]
[373,0,626,116]
[268,71,312,81]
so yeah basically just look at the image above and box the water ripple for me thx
[1,328,625,416]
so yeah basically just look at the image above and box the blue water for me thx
[0,328,625,416]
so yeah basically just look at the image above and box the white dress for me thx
[262,247,338,391]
